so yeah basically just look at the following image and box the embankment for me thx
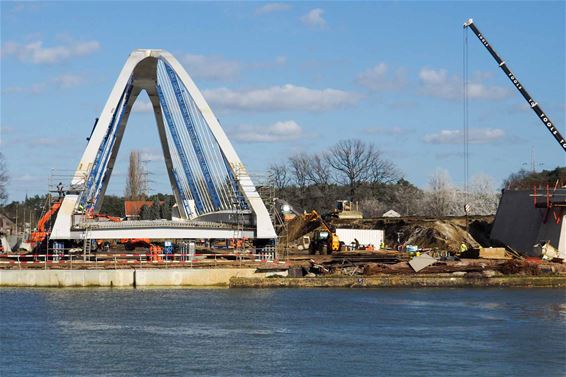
[230,275,566,288]
[0,268,274,287]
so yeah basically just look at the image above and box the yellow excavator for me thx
[306,210,341,255]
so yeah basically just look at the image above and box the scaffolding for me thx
[531,185,566,224]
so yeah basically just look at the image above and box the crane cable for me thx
[463,26,470,208]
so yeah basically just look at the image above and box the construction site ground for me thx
[280,214,495,254]
[1,215,564,287]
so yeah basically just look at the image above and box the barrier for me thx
[0,248,277,269]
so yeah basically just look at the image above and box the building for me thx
[0,212,16,236]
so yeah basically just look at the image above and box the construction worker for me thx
[460,242,468,255]
[379,240,385,250]
[57,182,64,199]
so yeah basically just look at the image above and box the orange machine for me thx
[93,214,122,222]
[29,200,62,244]
[120,238,152,251]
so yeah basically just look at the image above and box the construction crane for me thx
[464,18,566,152]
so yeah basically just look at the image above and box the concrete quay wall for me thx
[0,268,272,287]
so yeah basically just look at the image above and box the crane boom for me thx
[464,18,566,152]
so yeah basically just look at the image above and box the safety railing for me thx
[0,248,277,269]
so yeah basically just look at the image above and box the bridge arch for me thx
[51,49,275,240]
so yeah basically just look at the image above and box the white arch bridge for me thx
[50,49,276,241]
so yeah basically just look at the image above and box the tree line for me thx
[0,148,563,220]
[268,139,505,217]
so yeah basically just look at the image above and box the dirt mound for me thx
[402,221,479,250]
[279,215,494,254]
[279,214,321,243]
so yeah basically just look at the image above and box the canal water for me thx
[1,288,565,376]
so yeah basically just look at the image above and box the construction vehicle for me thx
[333,200,363,219]
[93,213,122,222]
[119,238,152,251]
[464,18,566,152]
[306,210,341,255]
[29,199,62,247]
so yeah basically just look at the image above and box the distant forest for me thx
[0,145,564,223]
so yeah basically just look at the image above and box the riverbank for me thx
[0,268,276,287]
[1,268,564,288]
[230,275,566,288]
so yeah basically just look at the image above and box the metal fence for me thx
[0,247,277,270]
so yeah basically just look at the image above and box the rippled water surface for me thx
[1,288,565,376]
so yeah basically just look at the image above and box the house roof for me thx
[124,200,155,217]
[0,212,16,230]
[382,209,401,218]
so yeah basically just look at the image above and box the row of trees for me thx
[1,145,563,220]
[268,139,403,213]
[268,139,501,217]
[139,196,175,220]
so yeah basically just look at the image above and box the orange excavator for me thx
[120,238,152,251]
[29,200,62,245]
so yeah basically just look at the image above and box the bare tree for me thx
[125,150,147,200]
[289,153,310,190]
[0,152,8,205]
[388,179,424,216]
[267,162,290,191]
[307,154,331,186]
[326,139,380,199]
[369,151,402,185]
[468,174,499,215]
[423,169,458,217]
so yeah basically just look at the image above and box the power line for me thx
[463,26,470,201]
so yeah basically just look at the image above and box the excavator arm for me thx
[464,18,566,152]
[29,200,62,243]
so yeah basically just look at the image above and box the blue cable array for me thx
[81,60,252,219]
[157,84,205,215]
[82,82,133,211]
[155,58,251,216]
[164,63,222,210]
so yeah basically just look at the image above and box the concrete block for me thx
[0,270,134,287]
[134,268,266,286]
[479,247,511,260]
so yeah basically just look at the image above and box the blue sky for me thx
[1,1,565,201]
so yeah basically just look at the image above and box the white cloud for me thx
[1,40,100,64]
[419,67,510,100]
[12,174,39,183]
[3,74,86,94]
[52,74,84,89]
[4,83,46,94]
[301,8,326,28]
[203,84,359,112]
[365,126,411,136]
[182,53,241,81]
[10,2,42,13]
[139,148,165,162]
[29,137,61,146]
[255,3,291,15]
[132,100,154,113]
[356,63,406,91]
[231,121,303,143]
[423,128,505,144]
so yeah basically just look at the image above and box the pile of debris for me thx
[288,252,566,278]
[331,216,494,252]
